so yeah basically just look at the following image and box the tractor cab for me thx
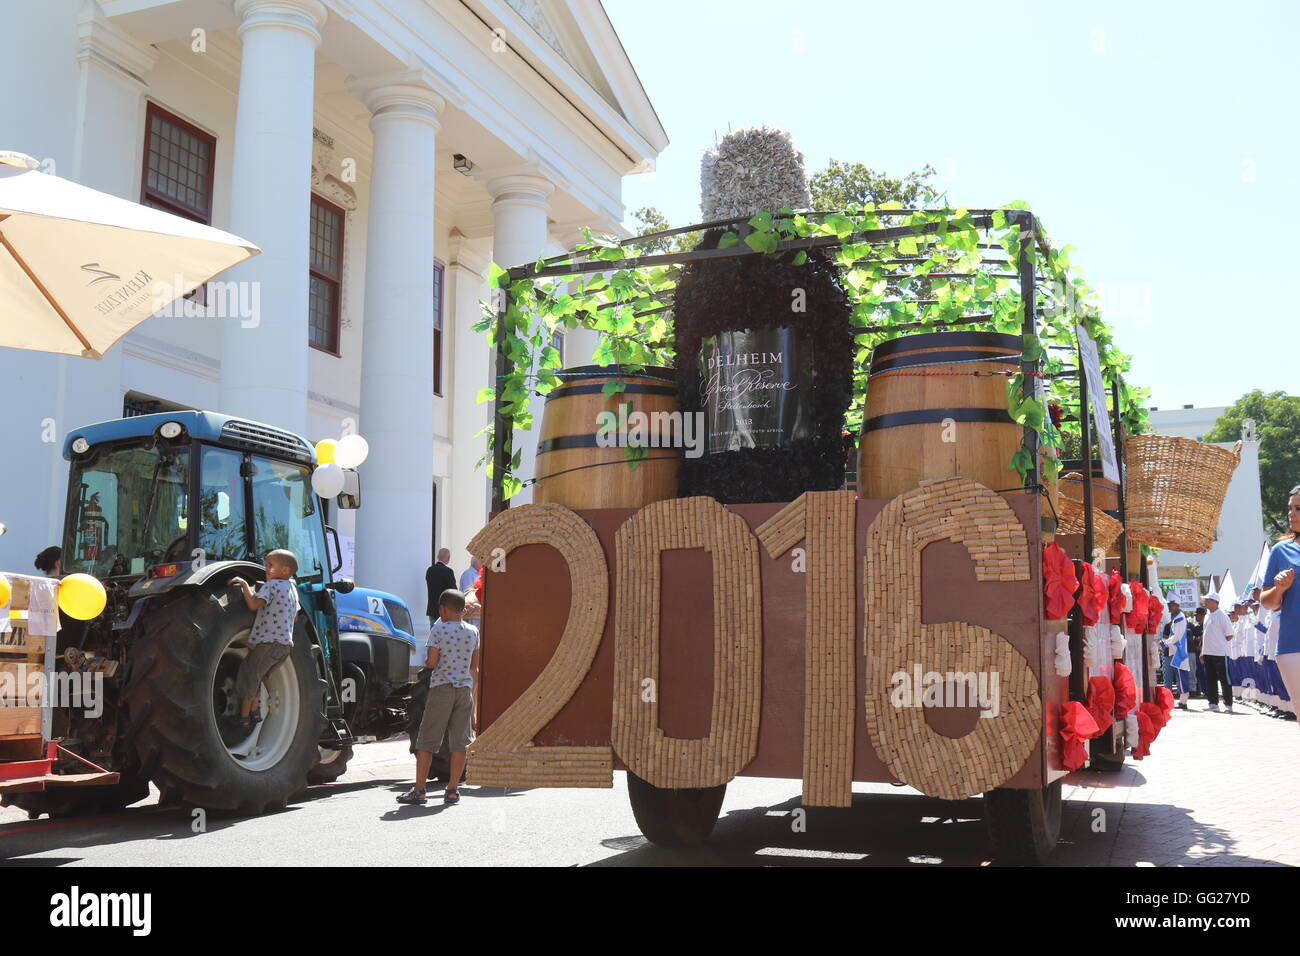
[62,411,344,586]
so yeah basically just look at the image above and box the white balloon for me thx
[335,434,369,469]
[311,463,345,499]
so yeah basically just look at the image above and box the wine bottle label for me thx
[698,327,814,453]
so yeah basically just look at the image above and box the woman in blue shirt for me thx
[1261,485,1300,729]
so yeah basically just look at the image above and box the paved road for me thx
[0,695,1294,867]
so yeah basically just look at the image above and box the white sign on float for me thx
[1075,323,1121,485]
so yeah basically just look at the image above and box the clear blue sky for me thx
[605,0,1297,412]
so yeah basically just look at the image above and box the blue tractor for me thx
[3,411,419,817]
[313,585,420,783]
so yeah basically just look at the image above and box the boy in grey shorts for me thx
[229,549,300,729]
[398,588,480,805]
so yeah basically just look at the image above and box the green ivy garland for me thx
[475,202,1150,499]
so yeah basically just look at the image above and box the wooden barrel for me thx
[857,331,1025,499]
[1060,459,1120,513]
[533,366,682,509]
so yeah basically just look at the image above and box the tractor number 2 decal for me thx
[465,478,1042,801]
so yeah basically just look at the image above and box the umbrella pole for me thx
[0,215,98,356]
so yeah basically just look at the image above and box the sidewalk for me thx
[1054,698,1298,866]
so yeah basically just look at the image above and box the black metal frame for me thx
[488,208,1127,521]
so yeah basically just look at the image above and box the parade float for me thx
[461,129,1237,864]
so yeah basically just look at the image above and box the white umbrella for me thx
[0,151,259,359]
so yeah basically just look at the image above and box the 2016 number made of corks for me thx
[757,491,859,807]
[466,504,614,788]
[613,496,763,789]
[863,477,1041,800]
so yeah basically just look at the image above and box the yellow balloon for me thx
[58,573,107,621]
[315,438,338,465]
[0,575,10,608]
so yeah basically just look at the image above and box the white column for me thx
[486,170,554,505]
[349,77,443,619]
[445,240,491,573]
[549,222,603,367]
[219,0,326,436]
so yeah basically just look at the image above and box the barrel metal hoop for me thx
[536,434,604,454]
[860,407,1015,434]
[554,365,677,383]
[870,331,1022,359]
[870,348,1021,374]
[545,382,679,401]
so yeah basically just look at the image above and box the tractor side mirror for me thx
[338,469,360,510]
[327,577,355,594]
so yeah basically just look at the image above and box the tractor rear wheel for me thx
[123,584,326,815]
[983,779,1063,866]
[626,771,726,848]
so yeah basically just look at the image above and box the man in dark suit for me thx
[425,548,457,627]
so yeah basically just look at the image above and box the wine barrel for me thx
[1060,459,1120,513]
[533,366,682,509]
[857,331,1025,499]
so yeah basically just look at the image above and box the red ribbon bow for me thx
[1152,685,1175,718]
[1140,700,1169,735]
[1112,662,1137,720]
[1132,708,1155,759]
[1042,543,1079,621]
[1079,563,1107,627]
[1125,580,1149,631]
[1086,675,1115,735]
[1059,701,1101,771]
[1107,570,1125,622]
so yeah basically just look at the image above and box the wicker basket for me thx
[1123,435,1241,552]
[1055,473,1124,553]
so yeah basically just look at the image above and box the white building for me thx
[0,0,665,621]
[1145,405,1267,590]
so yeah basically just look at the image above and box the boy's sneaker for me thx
[396,789,427,805]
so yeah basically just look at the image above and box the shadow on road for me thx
[586,785,1283,868]
[588,790,993,867]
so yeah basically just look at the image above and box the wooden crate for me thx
[0,573,57,746]
[0,708,41,736]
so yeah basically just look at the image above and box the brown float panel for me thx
[477,492,1060,791]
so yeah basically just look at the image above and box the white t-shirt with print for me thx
[249,578,299,645]
[426,618,479,689]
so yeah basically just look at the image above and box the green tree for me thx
[808,160,939,210]
[1204,389,1300,534]
[628,161,941,250]
[628,206,700,254]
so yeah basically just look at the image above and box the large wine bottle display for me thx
[675,128,853,504]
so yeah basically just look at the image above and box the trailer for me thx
[0,574,119,801]
[462,204,1206,864]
